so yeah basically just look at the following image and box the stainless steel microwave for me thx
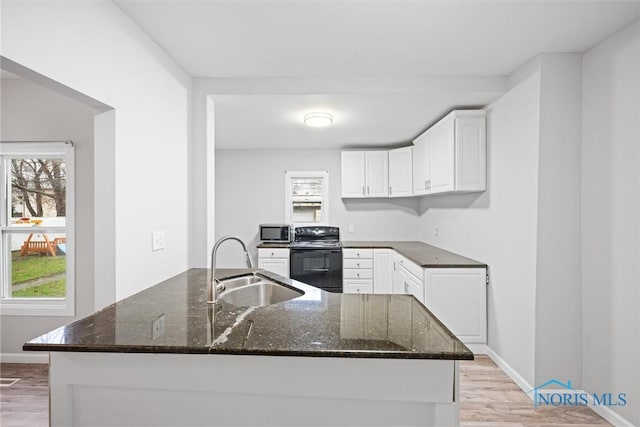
[259,224,291,242]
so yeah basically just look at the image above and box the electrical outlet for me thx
[151,314,165,339]
[348,225,354,233]
[434,228,439,237]
[152,231,165,251]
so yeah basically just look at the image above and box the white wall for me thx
[0,77,95,356]
[2,1,192,300]
[534,54,583,386]
[417,68,541,386]
[582,20,639,426]
[215,149,420,266]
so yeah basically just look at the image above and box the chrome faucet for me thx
[208,236,253,303]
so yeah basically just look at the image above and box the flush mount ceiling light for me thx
[304,112,333,127]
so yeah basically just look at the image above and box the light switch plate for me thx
[152,231,165,251]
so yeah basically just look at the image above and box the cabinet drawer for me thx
[343,259,373,269]
[258,248,289,259]
[343,280,374,294]
[343,248,373,259]
[397,254,423,280]
[343,269,373,279]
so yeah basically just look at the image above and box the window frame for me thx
[0,142,75,316]
[284,171,329,227]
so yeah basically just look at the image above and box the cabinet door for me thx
[424,268,487,343]
[257,258,289,278]
[388,147,413,197]
[364,151,389,197]
[455,116,486,192]
[391,252,402,294]
[412,138,430,196]
[373,249,394,294]
[341,151,366,198]
[429,117,455,194]
[405,270,425,304]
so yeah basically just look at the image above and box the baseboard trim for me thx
[585,398,635,427]
[483,346,534,400]
[466,343,488,355]
[1,352,49,364]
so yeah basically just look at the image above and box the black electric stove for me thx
[289,226,343,292]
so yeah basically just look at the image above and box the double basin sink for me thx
[217,274,304,307]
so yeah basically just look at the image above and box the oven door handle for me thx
[306,268,331,272]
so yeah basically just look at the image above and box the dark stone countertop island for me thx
[24,268,473,360]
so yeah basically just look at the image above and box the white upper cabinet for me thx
[412,110,486,196]
[412,137,430,196]
[365,151,389,197]
[454,114,487,192]
[428,117,456,194]
[341,151,388,198]
[342,110,485,199]
[341,151,366,198]
[388,146,413,197]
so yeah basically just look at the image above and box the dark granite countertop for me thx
[256,242,290,249]
[342,241,486,268]
[259,240,485,268]
[24,268,473,360]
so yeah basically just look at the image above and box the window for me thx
[284,171,329,226]
[0,142,75,316]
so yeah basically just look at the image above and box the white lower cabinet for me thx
[343,248,374,294]
[423,268,487,344]
[397,264,425,304]
[345,246,488,346]
[343,280,373,294]
[257,248,290,278]
[373,249,394,294]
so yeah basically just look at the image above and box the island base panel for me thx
[50,352,460,426]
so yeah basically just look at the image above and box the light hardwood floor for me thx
[1,356,611,427]
[460,356,610,427]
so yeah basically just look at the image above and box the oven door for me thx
[290,249,343,293]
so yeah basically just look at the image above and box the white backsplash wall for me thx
[214,148,420,267]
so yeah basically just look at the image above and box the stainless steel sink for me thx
[218,276,303,307]
[218,275,261,291]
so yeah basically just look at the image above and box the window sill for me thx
[0,299,75,316]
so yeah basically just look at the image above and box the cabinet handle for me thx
[367,185,370,195]
[356,263,360,267]
[362,186,365,196]
[389,186,392,195]
[424,180,428,189]
[404,282,408,293]
[271,252,274,257]
[357,273,360,278]
[357,288,360,293]
[393,261,396,271]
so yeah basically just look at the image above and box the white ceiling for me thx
[114,0,640,149]
[211,91,500,149]
[116,0,639,78]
